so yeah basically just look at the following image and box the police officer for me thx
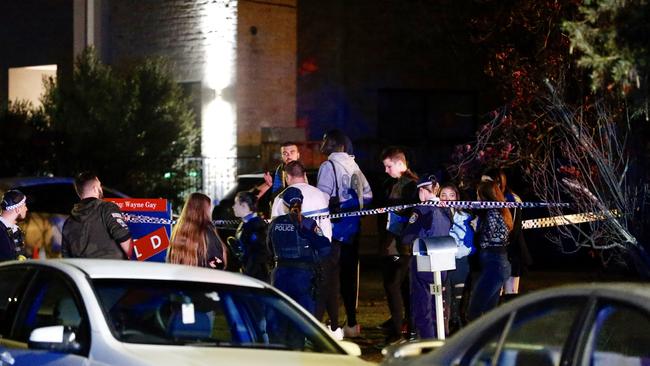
[0,190,29,261]
[268,187,331,315]
[401,174,452,339]
[229,191,271,282]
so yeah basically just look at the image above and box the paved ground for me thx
[339,255,633,363]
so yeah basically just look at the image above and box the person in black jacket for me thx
[62,172,132,259]
[230,191,271,281]
[378,146,419,344]
[0,190,28,261]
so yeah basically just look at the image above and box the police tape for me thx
[521,210,621,230]
[124,200,570,228]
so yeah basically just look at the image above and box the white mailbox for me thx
[412,236,458,272]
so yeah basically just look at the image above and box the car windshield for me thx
[92,279,343,354]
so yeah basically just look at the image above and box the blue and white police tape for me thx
[124,200,570,228]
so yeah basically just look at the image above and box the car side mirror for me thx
[28,325,82,354]
[338,340,362,357]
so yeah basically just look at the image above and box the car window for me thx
[16,183,124,215]
[92,279,343,354]
[465,297,586,366]
[17,183,79,214]
[12,270,88,353]
[0,267,34,338]
[584,300,650,366]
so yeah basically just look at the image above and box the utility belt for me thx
[276,259,316,270]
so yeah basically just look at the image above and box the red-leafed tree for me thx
[451,0,650,275]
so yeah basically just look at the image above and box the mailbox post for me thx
[412,236,457,340]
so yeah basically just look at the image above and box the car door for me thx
[461,296,589,366]
[578,298,650,366]
[2,267,92,366]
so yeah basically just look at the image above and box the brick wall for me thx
[237,0,297,173]
[109,0,297,175]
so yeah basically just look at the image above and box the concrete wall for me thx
[0,0,73,108]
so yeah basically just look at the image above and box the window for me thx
[465,297,586,366]
[0,267,33,338]
[93,279,343,354]
[584,300,650,366]
[13,270,88,353]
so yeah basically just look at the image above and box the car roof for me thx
[0,176,128,197]
[0,176,74,189]
[0,259,265,288]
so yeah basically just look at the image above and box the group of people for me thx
[376,150,529,343]
[0,172,134,263]
[0,130,529,346]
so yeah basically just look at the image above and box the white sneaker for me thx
[343,323,361,338]
[329,327,344,341]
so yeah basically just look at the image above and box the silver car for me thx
[382,283,650,366]
[0,259,372,366]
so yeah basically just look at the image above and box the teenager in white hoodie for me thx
[317,129,372,338]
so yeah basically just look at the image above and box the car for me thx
[0,259,372,366]
[0,177,128,258]
[381,283,650,366]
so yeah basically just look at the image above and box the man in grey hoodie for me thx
[317,129,372,338]
[62,172,132,259]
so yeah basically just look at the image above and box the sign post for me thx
[105,198,172,262]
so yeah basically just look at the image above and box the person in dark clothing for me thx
[401,174,452,339]
[0,190,28,261]
[268,187,331,315]
[230,191,271,281]
[62,172,132,259]
[379,146,419,344]
[255,142,301,203]
[168,192,227,269]
[482,169,532,295]
[467,180,513,321]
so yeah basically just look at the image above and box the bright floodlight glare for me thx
[200,2,238,200]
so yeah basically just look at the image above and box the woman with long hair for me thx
[467,180,513,320]
[168,192,226,269]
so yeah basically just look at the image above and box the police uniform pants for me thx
[410,257,447,339]
[272,266,317,315]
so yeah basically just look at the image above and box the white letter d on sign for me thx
[151,236,161,249]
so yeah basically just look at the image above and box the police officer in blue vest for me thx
[268,187,331,315]
[401,174,452,339]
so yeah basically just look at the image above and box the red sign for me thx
[133,226,170,261]
[105,198,167,212]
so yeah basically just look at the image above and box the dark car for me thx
[381,283,650,366]
[0,177,128,258]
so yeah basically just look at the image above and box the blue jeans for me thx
[467,250,511,321]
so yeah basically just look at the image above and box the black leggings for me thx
[340,238,360,326]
